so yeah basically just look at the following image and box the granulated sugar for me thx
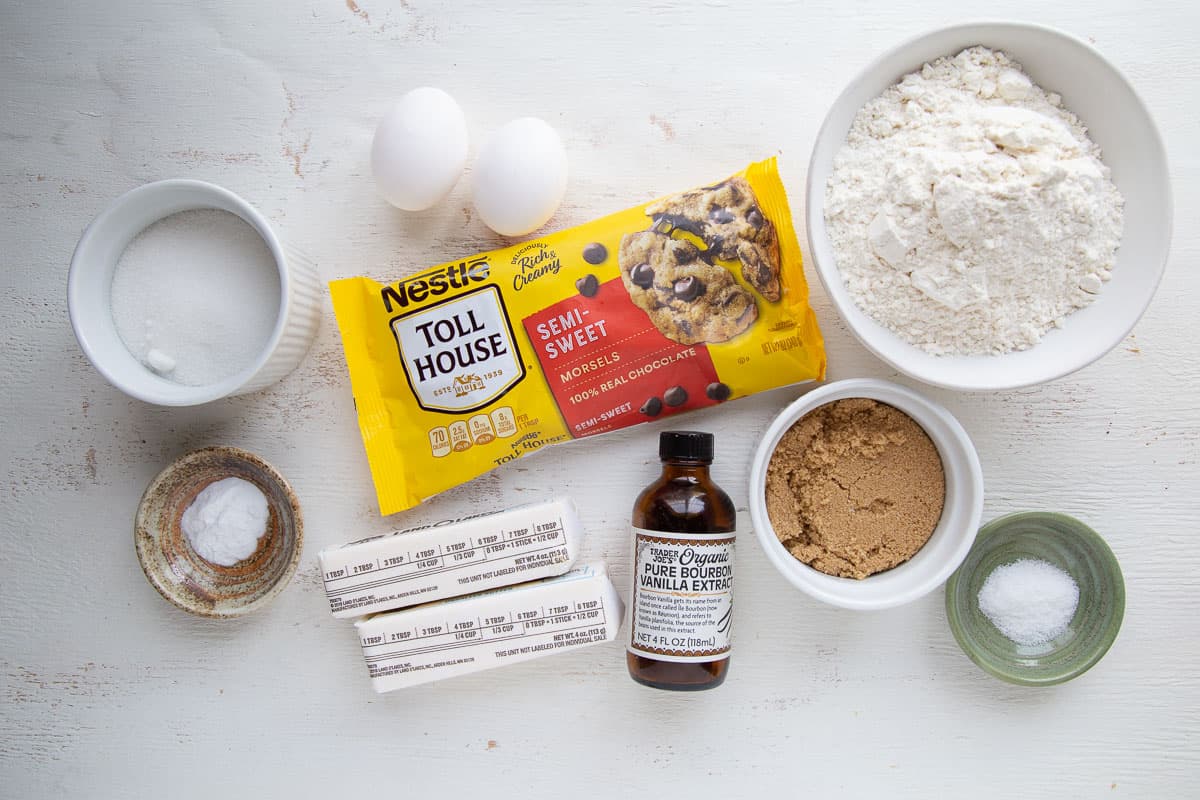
[978,558,1080,646]
[110,209,281,386]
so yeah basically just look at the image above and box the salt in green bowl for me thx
[945,511,1125,686]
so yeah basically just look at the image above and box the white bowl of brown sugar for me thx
[749,379,983,610]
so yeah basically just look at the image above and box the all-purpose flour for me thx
[825,47,1124,356]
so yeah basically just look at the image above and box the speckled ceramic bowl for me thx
[945,511,1125,686]
[135,446,303,618]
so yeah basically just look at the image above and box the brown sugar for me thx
[764,398,945,579]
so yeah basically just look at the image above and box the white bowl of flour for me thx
[807,21,1172,390]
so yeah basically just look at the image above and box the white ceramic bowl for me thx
[68,179,322,406]
[749,379,984,610]
[806,21,1173,391]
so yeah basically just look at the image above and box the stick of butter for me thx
[319,497,582,618]
[355,563,623,692]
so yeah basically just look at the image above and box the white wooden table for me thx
[3,2,1197,796]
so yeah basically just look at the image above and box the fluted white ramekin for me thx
[68,179,321,406]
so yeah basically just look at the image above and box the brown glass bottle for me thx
[627,430,735,691]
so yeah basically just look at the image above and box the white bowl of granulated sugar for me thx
[806,21,1172,391]
[69,180,321,406]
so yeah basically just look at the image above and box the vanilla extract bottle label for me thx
[627,527,734,663]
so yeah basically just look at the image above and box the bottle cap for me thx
[659,430,714,462]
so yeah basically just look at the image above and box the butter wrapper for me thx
[320,497,582,618]
[355,563,623,692]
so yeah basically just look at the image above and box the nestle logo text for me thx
[381,258,491,312]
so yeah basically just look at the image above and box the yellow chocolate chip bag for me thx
[331,157,825,514]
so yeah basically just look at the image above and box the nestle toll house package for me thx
[330,158,825,514]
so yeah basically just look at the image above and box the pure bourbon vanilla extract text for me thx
[627,431,735,691]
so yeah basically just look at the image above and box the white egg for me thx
[371,87,469,211]
[471,117,568,237]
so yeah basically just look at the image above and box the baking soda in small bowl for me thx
[182,476,270,567]
[110,209,281,386]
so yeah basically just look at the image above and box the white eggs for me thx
[371,87,469,211]
[471,117,568,237]
[370,96,570,234]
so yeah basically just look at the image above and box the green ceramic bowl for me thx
[945,512,1125,686]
